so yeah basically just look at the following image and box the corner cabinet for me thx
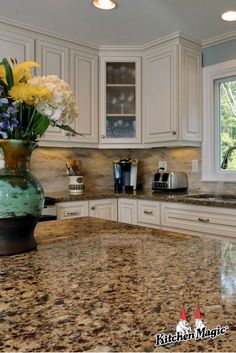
[142,37,202,147]
[99,57,142,147]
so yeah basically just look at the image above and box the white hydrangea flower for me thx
[28,75,78,125]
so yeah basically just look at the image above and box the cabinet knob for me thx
[101,135,106,139]
[66,132,71,137]
[91,206,96,210]
[172,131,177,135]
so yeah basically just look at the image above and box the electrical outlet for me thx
[192,160,198,173]
[159,160,168,171]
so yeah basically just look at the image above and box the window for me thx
[216,76,236,170]
[202,59,236,182]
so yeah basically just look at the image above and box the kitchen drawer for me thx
[161,202,236,238]
[138,200,160,228]
[56,201,89,220]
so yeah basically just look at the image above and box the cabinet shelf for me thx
[106,84,135,87]
[106,114,135,117]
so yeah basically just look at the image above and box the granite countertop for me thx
[0,217,236,352]
[47,189,236,209]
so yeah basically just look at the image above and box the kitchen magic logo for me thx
[155,305,229,347]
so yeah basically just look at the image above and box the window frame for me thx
[202,59,236,182]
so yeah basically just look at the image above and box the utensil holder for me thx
[68,176,85,194]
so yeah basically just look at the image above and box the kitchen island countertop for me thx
[0,217,236,352]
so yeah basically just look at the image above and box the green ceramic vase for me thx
[0,140,44,255]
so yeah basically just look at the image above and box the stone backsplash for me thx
[31,146,236,194]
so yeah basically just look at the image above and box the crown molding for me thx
[99,32,202,53]
[2,15,236,52]
[202,30,236,48]
[0,16,99,50]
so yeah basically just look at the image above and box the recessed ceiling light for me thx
[221,10,236,21]
[92,0,117,10]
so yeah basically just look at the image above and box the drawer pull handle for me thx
[144,210,153,215]
[198,217,210,223]
[64,210,81,217]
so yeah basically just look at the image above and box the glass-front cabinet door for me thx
[100,57,141,145]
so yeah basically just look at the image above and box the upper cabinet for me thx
[36,38,98,146]
[142,36,202,147]
[99,56,141,147]
[0,21,202,149]
[35,38,70,143]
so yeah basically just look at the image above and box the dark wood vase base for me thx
[0,216,38,256]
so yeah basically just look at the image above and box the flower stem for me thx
[22,108,36,139]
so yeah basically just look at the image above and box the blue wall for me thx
[203,38,236,67]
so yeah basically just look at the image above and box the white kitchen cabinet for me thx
[35,38,70,143]
[138,200,161,228]
[143,35,202,147]
[0,24,34,63]
[56,200,89,220]
[89,199,117,221]
[161,202,236,238]
[118,198,138,225]
[99,56,142,147]
[69,49,98,145]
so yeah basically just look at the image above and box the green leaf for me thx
[32,115,50,136]
[2,58,14,89]
[55,124,84,136]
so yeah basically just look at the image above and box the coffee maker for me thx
[112,158,138,192]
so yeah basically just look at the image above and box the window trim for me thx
[202,59,236,182]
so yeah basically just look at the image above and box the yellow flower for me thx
[0,60,40,86]
[0,64,6,84]
[9,83,52,105]
[13,61,40,84]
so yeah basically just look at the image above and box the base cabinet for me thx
[57,197,236,239]
[118,199,138,225]
[161,202,236,238]
[57,199,117,221]
[89,199,117,221]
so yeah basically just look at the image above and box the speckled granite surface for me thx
[0,217,236,352]
[48,189,236,209]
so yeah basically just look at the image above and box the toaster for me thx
[152,171,188,191]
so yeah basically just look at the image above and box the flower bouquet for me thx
[0,58,80,255]
[0,57,79,141]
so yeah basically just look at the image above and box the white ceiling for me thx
[0,0,236,46]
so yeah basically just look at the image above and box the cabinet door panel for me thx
[0,28,34,62]
[36,39,69,142]
[100,57,141,145]
[143,47,177,143]
[89,199,117,221]
[70,50,98,144]
[181,46,202,141]
[118,199,137,225]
